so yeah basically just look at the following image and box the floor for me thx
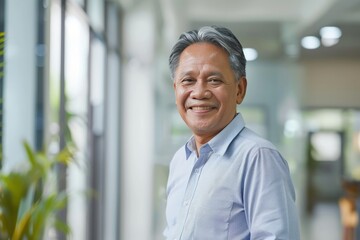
[301,202,342,240]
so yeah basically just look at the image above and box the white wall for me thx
[3,0,37,169]
[121,4,156,240]
[301,59,360,108]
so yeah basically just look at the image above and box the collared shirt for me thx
[164,113,300,240]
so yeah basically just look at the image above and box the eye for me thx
[181,78,195,85]
[208,78,222,85]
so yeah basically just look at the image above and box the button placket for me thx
[176,146,213,239]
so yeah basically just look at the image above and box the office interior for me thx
[1,0,360,239]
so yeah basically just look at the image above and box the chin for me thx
[189,124,218,136]
[187,120,210,131]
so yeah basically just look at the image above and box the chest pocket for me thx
[193,198,233,240]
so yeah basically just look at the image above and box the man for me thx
[164,26,300,240]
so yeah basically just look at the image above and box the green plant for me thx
[0,141,76,240]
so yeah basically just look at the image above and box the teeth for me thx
[192,106,212,110]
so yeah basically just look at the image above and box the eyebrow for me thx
[207,72,224,78]
[176,70,225,79]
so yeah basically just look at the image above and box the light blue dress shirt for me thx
[164,113,300,240]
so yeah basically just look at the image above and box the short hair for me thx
[169,26,246,80]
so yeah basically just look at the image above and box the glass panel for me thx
[65,3,89,240]
[49,0,61,152]
[70,0,85,7]
[90,37,105,134]
[87,0,104,33]
[50,3,89,239]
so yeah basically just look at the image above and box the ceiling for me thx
[160,0,360,61]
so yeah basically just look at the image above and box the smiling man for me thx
[164,26,300,240]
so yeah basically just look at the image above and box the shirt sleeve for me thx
[243,147,300,240]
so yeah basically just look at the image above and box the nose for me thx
[190,82,211,99]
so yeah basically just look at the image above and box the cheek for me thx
[213,91,228,101]
[216,91,237,107]
[175,88,189,105]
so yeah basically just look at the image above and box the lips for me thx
[186,104,217,112]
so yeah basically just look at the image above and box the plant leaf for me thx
[11,206,33,240]
[22,141,37,168]
[31,193,68,239]
[16,183,36,224]
[0,173,30,236]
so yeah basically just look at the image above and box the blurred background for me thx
[1,0,360,239]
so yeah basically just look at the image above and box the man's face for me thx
[173,42,246,141]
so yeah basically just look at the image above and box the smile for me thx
[191,106,214,110]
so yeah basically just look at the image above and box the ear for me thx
[236,77,247,104]
[173,81,178,104]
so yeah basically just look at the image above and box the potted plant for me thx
[0,141,76,240]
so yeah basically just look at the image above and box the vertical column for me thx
[0,0,5,168]
[57,0,67,239]
[103,3,122,239]
[34,0,46,151]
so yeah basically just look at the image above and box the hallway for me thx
[2,0,360,239]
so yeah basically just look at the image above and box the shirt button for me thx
[183,200,189,206]
[194,168,199,173]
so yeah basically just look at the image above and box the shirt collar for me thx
[185,137,196,159]
[184,113,246,159]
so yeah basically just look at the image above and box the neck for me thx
[194,134,214,157]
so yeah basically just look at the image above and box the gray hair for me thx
[169,26,246,80]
